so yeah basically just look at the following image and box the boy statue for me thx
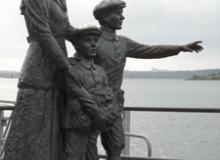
[90,0,204,160]
[62,26,121,160]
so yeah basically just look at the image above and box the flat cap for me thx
[93,0,126,20]
[69,25,101,42]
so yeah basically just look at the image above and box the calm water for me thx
[122,79,220,160]
[0,78,220,160]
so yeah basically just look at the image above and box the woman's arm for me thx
[21,0,71,69]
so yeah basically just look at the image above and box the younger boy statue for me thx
[62,26,121,160]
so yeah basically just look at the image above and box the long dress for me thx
[3,0,75,159]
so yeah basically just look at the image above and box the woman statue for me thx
[3,0,96,159]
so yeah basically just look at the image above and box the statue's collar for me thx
[76,55,96,70]
[101,27,119,41]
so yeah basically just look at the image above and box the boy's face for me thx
[77,34,99,59]
[103,8,125,30]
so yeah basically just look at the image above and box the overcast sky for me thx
[0,0,219,71]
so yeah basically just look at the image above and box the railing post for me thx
[0,110,4,141]
[122,110,130,155]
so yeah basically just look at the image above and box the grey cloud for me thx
[0,0,219,70]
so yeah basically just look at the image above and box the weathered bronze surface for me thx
[3,1,97,160]
[3,0,203,160]
[92,0,203,160]
[63,26,122,160]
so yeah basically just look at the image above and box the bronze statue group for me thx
[3,0,203,160]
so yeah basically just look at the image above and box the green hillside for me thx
[190,72,220,80]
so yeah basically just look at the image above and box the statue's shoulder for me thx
[93,64,108,78]
[68,57,78,66]
[94,64,105,72]
[118,35,128,41]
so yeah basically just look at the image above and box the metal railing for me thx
[124,132,152,157]
[99,154,181,160]
[123,106,220,113]
[121,106,220,157]
[1,100,220,160]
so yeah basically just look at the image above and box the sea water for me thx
[0,78,220,160]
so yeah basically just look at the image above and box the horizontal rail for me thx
[0,100,15,104]
[0,106,14,111]
[124,106,220,113]
[1,105,220,113]
[99,154,181,160]
[1,100,218,160]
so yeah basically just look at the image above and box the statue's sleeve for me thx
[102,70,122,124]
[64,23,76,42]
[64,26,76,42]
[65,71,100,118]
[63,6,77,42]
[21,0,70,69]
[124,36,181,59]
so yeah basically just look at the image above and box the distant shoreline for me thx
[1,69,220,80]
[123,69,220,80]
[189,72,220,80]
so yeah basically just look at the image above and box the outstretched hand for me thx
[180,41,203,53]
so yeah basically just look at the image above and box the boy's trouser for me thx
[86,131,100,160]
[101,90,125,158]
[64,131,89,160]
[101,117,125,157]
[86,117,125,160]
